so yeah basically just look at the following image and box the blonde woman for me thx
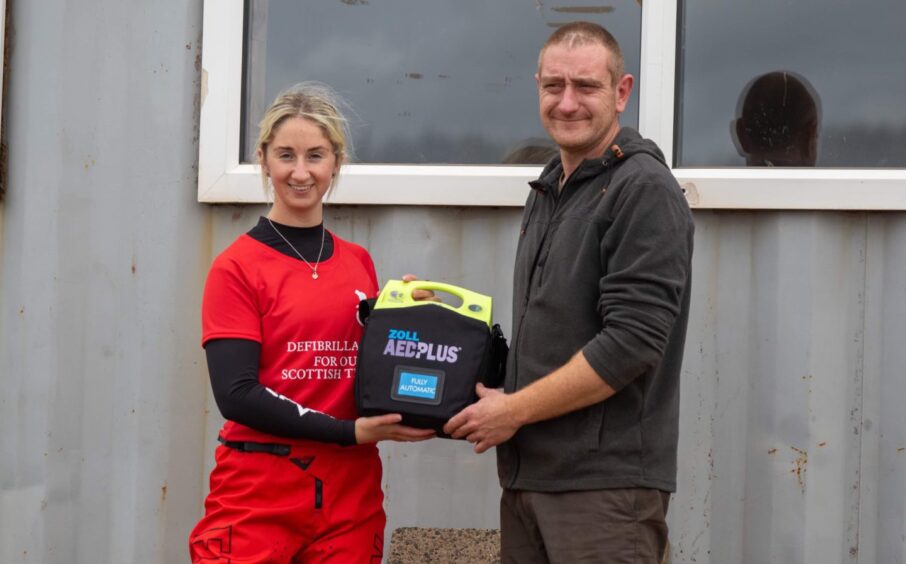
[189,83,433,563]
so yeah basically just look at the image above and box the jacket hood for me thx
[531,127,668,193]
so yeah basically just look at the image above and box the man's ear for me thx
[615,74,634,113]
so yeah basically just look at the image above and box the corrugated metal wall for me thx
[675,211,906,564]
[2,1,906,563]
[0,2,210,562]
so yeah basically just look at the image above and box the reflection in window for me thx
[733,71,820,167]
[241,0,641,165]
[675,0,906,167]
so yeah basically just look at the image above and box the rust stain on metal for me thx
[438,74,450,79]
[131,255,137,276]
[897,447,905,453]
[161,482,168,502]
[790,446,808,492]
[201,69,208,107]
[768,448,777,455]
[818,442,827,447]
[192,30,203,146]
[552,6,615,14]
[406,72,423,80]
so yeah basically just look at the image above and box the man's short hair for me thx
[538,21,625,85]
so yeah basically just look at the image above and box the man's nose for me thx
[557,85,580,113]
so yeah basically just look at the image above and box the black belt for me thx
[218,435,291,456]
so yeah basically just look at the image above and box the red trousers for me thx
[189,442,385,563]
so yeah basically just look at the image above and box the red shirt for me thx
[202,232,378,444]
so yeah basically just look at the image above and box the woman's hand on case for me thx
[355,413,436,444]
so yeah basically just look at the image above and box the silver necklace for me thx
[267,218,326,280]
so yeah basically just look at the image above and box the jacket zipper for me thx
[507,187,566,488]
[507,162,613,488]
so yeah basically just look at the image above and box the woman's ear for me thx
[257,148,268,175]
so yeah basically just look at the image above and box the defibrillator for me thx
[355,280,507,435]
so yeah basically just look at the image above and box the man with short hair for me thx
[445,22,694,563]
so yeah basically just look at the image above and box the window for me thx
[668,0,906,208]
[676,0,906,168]
[241,1,641,166]
[199,0,906,209]
[199,0,641,206]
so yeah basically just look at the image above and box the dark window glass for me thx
[675,0,906,168]
[241,0,641,165]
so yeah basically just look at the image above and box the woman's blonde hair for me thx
[256,82,353,197]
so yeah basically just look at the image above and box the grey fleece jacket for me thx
[497,127,694,493]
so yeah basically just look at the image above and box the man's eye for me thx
[544,83,563,92]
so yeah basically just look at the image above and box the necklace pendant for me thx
[312,272,319,280]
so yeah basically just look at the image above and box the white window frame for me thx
[0,0,5,190]
[198,0,906,210]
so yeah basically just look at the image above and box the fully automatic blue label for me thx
[396,371,439,400]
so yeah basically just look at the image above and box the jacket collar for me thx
[529,128,647,194]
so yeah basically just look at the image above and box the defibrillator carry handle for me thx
[374,279,493,328]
